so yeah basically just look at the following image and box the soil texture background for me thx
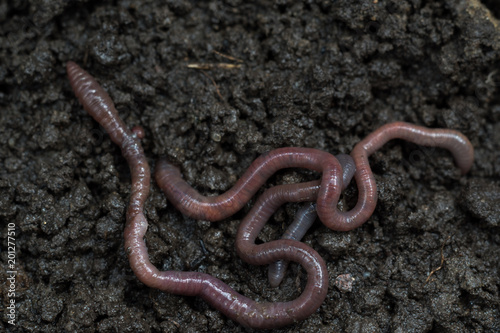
[1,0,499,332]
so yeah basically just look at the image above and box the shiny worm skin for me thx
[67,60,474,328]
[155,147,345,222]
[332,121,475,230]
[268,153,356,287]
[66,61,335,329]
[268,202,319,288]
[156,122,473,232]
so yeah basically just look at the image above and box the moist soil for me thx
[1,0,499,332]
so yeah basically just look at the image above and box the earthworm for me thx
[335,153,357,186]
[66,61,149,227]
[66,61,333,329]
[67,60,475,328]
[268,154,356,287]
[235,180,321,260]
[155,124,473,232]
[268,202,318,287]
[325,121,475,231]
[155,147,345,221]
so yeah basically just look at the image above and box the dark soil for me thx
[1,0,499,332]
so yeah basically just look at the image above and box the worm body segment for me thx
[268,202,318,287]
[268,153,356,287]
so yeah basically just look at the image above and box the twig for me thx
[200,70,224,101]
[212,50,243,62]
[425,235,451,284]
[187,63,241,70]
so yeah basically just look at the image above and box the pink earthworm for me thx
[155,147,344,222]
[327,121,475,230]
[268,153,356,287]
[236,181,320,268]
[156,124,473,232]
[67,60,475,328]
[335,153,357,186]
[66,61,335,329]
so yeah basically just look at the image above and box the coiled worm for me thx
[156,122,473,231]
[268,153,356,287]
[67,60,474,328]
[67,61,333,328]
